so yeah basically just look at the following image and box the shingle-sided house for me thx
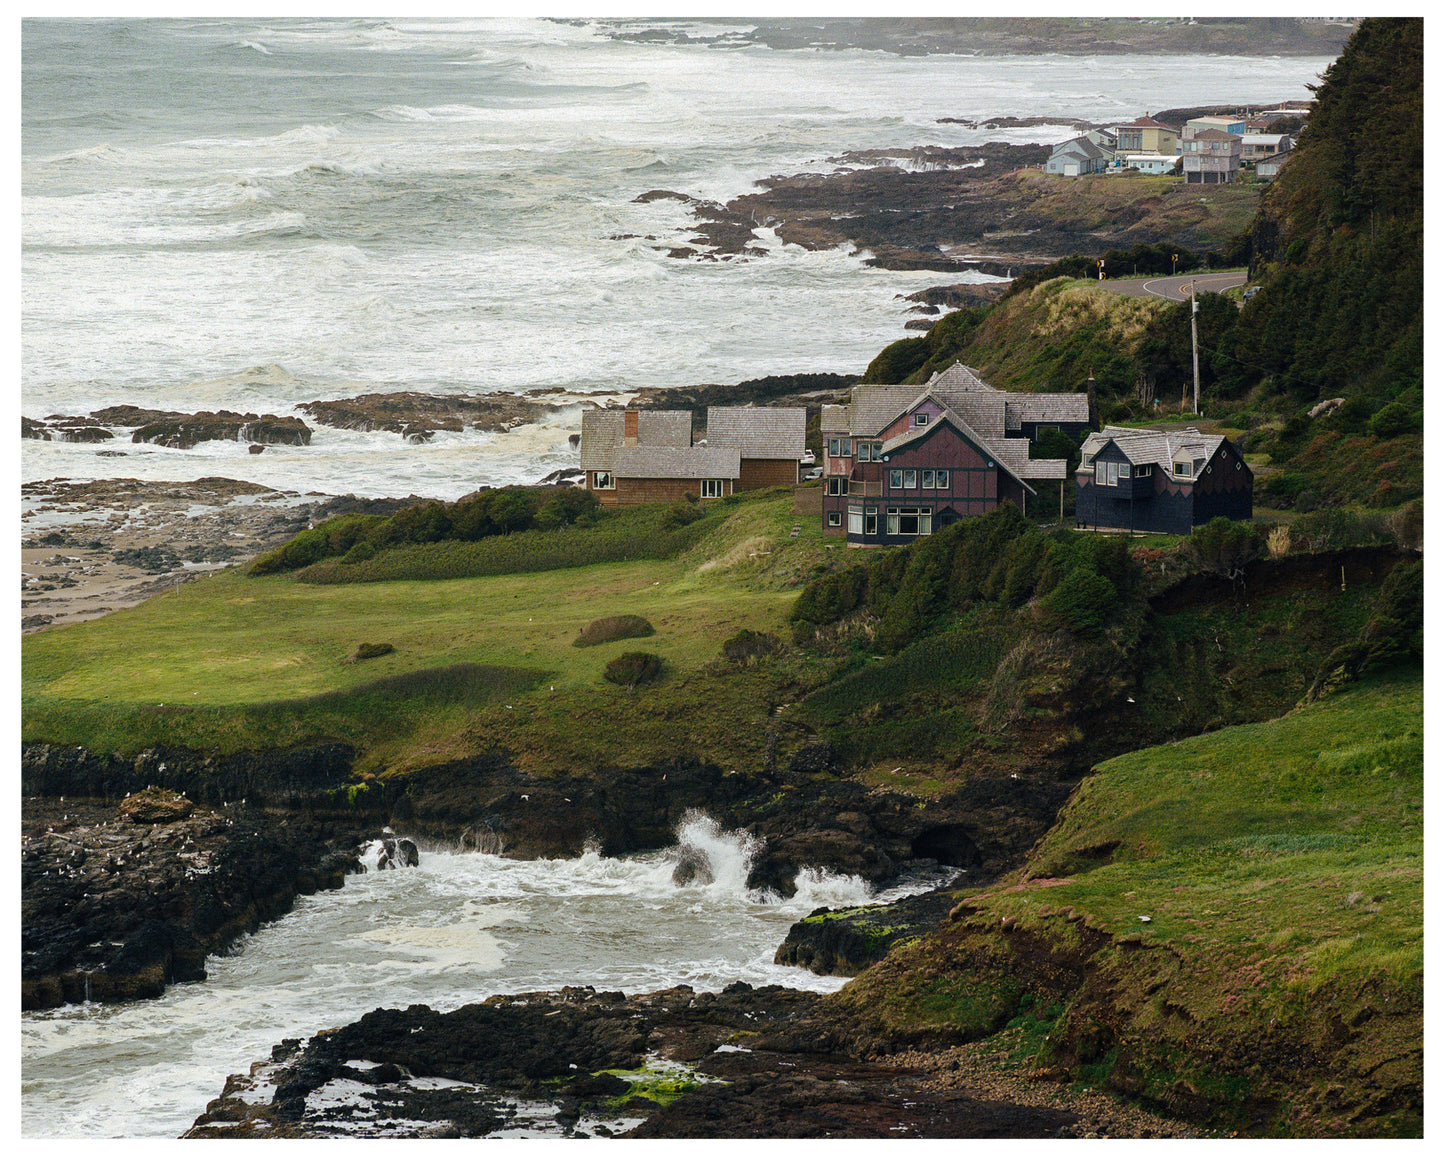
[819,363,1091,545]
[579,406,804,506]
[705,405,806,489]
[1075,425,1253,535]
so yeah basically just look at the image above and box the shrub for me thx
[661,500,705,530]
[604,651,663,689]
[1368,401,1419,440]
[1035,568,1117,635]
[721,629,780,665]
[1188,517,1262,577]
[1290,507,1393,553]
[1389,498,1423,552]
[344,642,395,664]
[574,615,655,648]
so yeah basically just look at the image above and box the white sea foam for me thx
[21,810,950,1137]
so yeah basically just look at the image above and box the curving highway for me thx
[1094,270,1247,301]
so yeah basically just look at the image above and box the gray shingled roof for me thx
[1004,393,1092,426]
[820,403,849,432]
[579,409,692,471]
[614,445,740,480]
[705,406,805,459]
[845,385,926,437]
[879,407,1040,495]
[1079,425,1226,471]
[845,369,1085,436]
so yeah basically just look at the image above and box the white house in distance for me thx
[1044,134,1114,177]
[1122,154,1181,175]
[1240,133,1292,162]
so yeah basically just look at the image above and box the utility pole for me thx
[1190,279,1201,415]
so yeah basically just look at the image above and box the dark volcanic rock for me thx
[130,410,311,449]
[23,415,115,442]
[296,391,580,437]
[774,887,962,976]
[20,795,372,1009]
[186,983,1114,1139]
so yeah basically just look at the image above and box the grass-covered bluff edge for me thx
[833,671,1422,1137]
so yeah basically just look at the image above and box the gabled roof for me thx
[1050,136,1110,162]
[614,445,740,480]
[1079,425,1231,472]
[705,406,805,459]
[878,406,1043,495]
[579,409,692,471]
[838,366,1087,461]
[1190,128,1238,142]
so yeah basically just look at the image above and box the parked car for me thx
[803,466,822,481]
[799,449,816,466]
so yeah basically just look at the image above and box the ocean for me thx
[22,16,1334,501]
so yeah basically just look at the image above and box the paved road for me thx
[1093,271,1247,301]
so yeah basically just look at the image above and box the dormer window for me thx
[1173,460,1193,478]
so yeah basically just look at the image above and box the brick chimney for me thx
[623,409,639,445]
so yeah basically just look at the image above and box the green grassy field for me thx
[21,491,842,772]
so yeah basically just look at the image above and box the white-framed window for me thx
[921,469,950,489]
[886,507,933,536]
[1119,462,1131,478]
[1100,461,1118,486]
[865,507,878,535]
[913,412,929,426]
[847,506,864,535]
[826,476,848,496]
[889,469,901,489]
[904,469,917,488]
[1081,452,1095,467]
[827,511,842,527]
[592,471,615,490]
[1174,460,1193,478]
[701,479,725,498]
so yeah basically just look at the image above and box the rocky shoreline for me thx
[182,982,1200,1139]
[21,791,378,1010]
[19,476,425,634]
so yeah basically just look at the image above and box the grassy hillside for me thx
[21,491,838,773]
[837,670,1423,1135]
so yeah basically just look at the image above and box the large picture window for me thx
[701,478,726,498]
[886,507,933,536]
[847,506,863,535]
[592,471,615,489]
